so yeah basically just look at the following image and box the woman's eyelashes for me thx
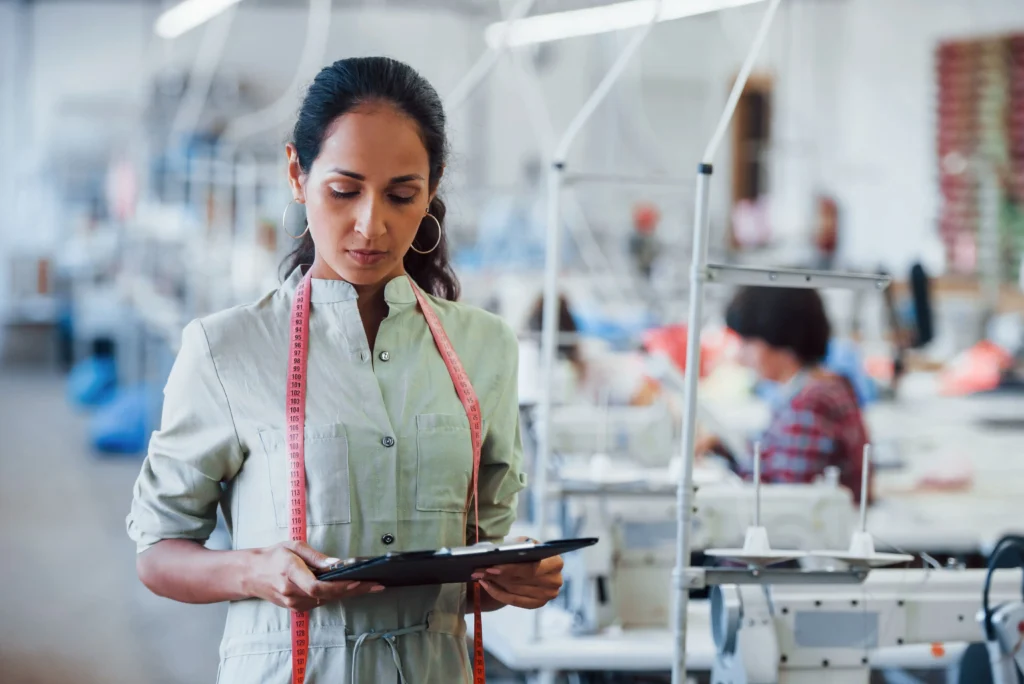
[328,187,417,205]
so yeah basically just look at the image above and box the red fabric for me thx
[642,326,738,378]
[743,374,871,504]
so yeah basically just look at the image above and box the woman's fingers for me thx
[476,556,564,583]
[287,561,323,597]
[473,555,565,610]
[283,540,341,570]
[283,560,383,605]
[478,580,547,610]
[484,579,554,600]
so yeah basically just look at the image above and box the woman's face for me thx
[287,102,436,287]
[737,337,788,383]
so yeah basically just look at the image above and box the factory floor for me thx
[0,367,224,684]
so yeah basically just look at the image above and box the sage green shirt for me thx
[126,267,526,683]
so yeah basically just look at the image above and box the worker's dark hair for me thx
[528,294,583,368]
[725,286,831,366]
[283,56,459,300]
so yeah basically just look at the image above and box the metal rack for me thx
[668,0,894,679]
[527,0,896,681]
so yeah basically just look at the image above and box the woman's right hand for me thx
[242,541,384,611]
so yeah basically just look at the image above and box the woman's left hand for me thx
[471,555,564,610]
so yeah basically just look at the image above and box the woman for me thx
[127,57,562,683]
[700,286,870,504]
[524,294,660,407]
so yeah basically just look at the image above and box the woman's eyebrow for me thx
[326,168,364,180]
[388,174,425,184]
[325,169,424,185]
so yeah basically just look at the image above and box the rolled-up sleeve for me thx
[471,328,527,544]
[126,320,244,553]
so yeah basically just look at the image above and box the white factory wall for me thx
[831,0,1024,275]
[626,0,1023,274]
[23,2,481,182]
[0,1,19,321]
[0,1,486,319]
[2,0,1024,321]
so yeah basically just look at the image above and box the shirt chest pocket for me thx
[259,423,351,527]
[415,413,474,513]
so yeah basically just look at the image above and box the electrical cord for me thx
[982,535,1024,640]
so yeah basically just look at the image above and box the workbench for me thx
[481,374,1024,680]
[472,602,971,682]
[702,372,1024,555]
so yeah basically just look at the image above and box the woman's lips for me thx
[347,249,388,266]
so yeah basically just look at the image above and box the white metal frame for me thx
[668,0,894,680]
[444,0,538,112]
[535,0,665,641]
[449,0,661,307]
[527,0,896,678]
[709,569,1024,684]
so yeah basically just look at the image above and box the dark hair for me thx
[283,56,459,300]
[527,294,582,368]
[725,286,831,366]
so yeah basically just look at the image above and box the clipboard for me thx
[316,537,598,587]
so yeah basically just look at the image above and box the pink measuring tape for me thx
[286,271,485,684]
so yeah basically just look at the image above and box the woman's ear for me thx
[286,144,306,203]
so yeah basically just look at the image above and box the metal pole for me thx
[533,159,563,642]
[753,442,762,528]
[444,0,537,112]
[562,172,694,187]
[221,0,333,144]
[702,0,783,164]
[671,2,783,678]
[534,0,662,642]
[670,164,712,684]
[860,444,871,532]
[553,15,658,163]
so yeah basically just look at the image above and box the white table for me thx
[484,375,1022,680]
[704,373,1024,555]
[472,602,973,682]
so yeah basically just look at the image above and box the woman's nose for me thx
[353,195,386,239]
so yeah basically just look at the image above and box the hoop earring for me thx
[410,212,442,255]
[282,199,309,239]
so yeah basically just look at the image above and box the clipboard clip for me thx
[445,540,538,557]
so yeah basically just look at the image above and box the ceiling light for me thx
[485,0,767,47]
[155,0,244,39]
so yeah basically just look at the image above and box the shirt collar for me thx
[770,369,811,411]
[282,265,418,306]
[383,276,418,306]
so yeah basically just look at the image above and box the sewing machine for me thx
[707,567,1024,684]
[554,459,855,634]
[546,402,676,467]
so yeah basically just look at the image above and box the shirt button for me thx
[379,351,390,362]
[382,436,395,448]
[381,533,395,545]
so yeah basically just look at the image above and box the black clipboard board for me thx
[316,537,598,587]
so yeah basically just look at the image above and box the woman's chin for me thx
[325,257,398,286]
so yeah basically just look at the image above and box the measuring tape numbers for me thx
[286,271,486,684]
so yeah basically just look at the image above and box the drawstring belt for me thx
[348,623,428,684]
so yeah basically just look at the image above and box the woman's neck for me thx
[355,283,389,349]
[774,359,806,386]
[308,258,394,350]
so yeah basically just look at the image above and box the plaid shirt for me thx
[742,371,870,504]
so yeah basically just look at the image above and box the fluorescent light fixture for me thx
[155,0,243,39]
[485,0,766,47]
